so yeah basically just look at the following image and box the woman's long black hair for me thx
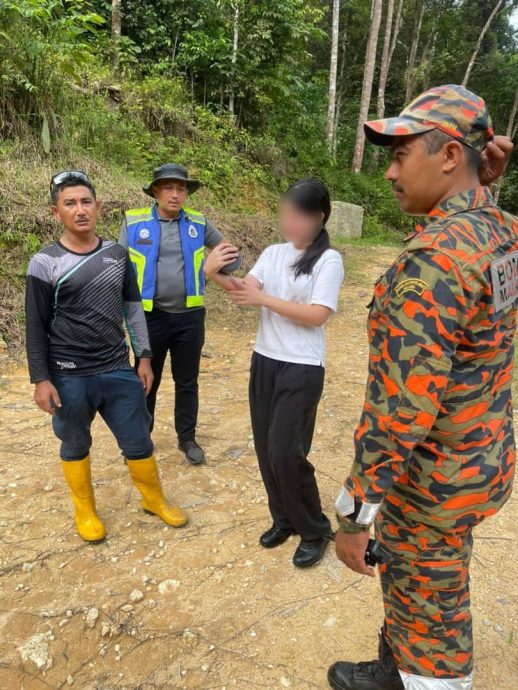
[283,178,331,279]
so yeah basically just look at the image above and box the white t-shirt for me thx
[249,243,344,367]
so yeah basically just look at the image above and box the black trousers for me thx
[249,352,331,541]
[143,307,205,442]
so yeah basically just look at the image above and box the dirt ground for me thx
[0,245,516,690]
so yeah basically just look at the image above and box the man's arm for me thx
[26,257,62,414]
[122,254,153,394]
[205,219,242,273]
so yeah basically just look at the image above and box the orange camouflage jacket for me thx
[338,187,518,532]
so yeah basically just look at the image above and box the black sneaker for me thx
[328,629,404,690]
[179,440,206,466]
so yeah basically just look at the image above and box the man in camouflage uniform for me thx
[328,85,517,690]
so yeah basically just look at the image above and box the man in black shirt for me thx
[26,171,188,542]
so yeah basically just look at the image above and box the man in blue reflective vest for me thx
[120,163,241,465]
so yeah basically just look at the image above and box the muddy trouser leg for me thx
[249,352,330,540]
[376,505,474,689]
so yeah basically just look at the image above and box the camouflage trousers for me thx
[375,500,474,689]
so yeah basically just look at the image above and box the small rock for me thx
[114,643,121,653]
[18,632,53,671]
[22,562,35,572]
[66,610,73,618]
[201,664,210,672]
[85,608,99,629]
[323,616,337,628]
[67,675,74,685]
[158,579,181,594]
[44,484,54,492]
[121,604,134,613]
[101,623,111,637]
[129,589,144,603]
[280,677,291,688]
[227,446,245,460]
[494,624,504,633]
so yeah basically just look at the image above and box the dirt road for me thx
[1,246,516,689]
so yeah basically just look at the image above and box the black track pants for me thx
[249,352,331,540]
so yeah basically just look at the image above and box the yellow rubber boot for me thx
[61,456,106,543]
[126,456,188,527]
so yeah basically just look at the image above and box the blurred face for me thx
[153,179,188,217]
[385,135,447,215]
[279,200,324,248]
[52,185,99,234]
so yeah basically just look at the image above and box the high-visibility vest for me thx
[125,205,206,311]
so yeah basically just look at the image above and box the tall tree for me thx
[388,0,403,67]
[229,1,240,116]
[405,0,425,102]
[327,0,340,154]
[111,0,122,71]
[462,0,505,87]
[333,20,349,156]
[352,0,383,173]
[376,0,396,122]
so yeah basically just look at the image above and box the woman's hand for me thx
[229,277,265,306]
[204,242,240,276]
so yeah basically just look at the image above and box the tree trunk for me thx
[333,21,349,156]
[421,24,438,90]
[327,0,340,154]
[405,1,425,103]
[377,0,395,121]
[352,0,383,173]
[111,0,122,71]
[373,0,399,167]
[494,88,518,204]
[388,0,403,67]
[229,3,240,116]
[462,0,504,87]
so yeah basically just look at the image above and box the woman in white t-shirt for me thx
[205,179,344,568]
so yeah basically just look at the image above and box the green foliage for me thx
[0,0,104,140]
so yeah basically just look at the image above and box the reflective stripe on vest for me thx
[125,205,206,311]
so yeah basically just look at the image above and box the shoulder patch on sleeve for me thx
[394,278,428,298]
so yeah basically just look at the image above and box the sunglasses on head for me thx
[50,170,90,190]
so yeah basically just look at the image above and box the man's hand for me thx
[229,277,264,306]
[479,135,514,185]
[204,242,240,276]
[34,380,62,416]
[335,529,375,577]
[137,358,154,396]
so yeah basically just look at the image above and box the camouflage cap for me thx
[364,84,494,152]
